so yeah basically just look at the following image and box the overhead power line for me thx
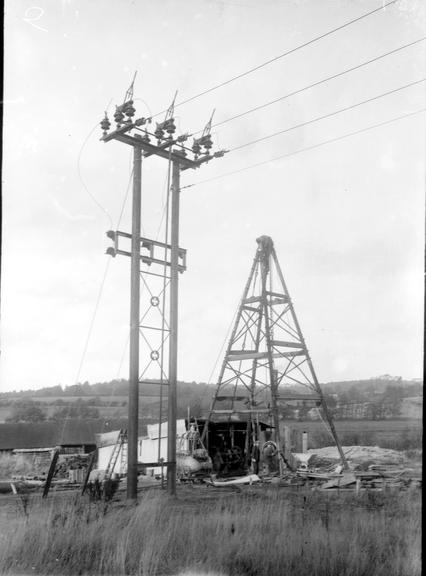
[182,107,426,189]
[73,258,112,387]
[204,37,425,131]
[152,0,399,118]
[229,78,426,153]
[77,100,114,228]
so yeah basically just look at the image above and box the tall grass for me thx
[0,487,421,576]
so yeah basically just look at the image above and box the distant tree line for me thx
[5,398,100,423]
[1,378,422,423]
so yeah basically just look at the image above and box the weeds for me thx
[0,488,421,576]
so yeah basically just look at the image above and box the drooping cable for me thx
[97,166,137,435]
[206,305,240,387]
[58,102,118,445]
[77,101,114,229]
[59,162,135,448]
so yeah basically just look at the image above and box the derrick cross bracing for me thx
[202,236,348,471]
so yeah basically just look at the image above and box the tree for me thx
[50,399,100,420]
[323,394,338,418]
[346,385,368,403]
[6,399,47,423]
[381,385,403,418]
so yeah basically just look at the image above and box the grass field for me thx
[0,487,421,576]
[289,419,422,451]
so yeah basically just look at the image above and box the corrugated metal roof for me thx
[0,419,147,450]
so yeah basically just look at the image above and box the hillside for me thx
[0,376,422,423]
[321,375,423,395]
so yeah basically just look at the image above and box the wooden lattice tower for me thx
[203,235,347,470]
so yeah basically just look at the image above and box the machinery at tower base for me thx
[200,235,347,477]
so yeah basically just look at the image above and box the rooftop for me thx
[0,419,148,450]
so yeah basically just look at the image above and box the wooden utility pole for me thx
[127,146,142,499]
[167,161,180,495]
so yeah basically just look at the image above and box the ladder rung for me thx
[241,305,259,312]
[210,409,271,414]
[271,340,304,348]
[227,350,305,361]
[278,394,321,401]
[243,296,262,304]
[138,461,173,467]
[227,351,267,361]
[215,395,248,401]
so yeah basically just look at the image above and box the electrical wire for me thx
[58,102,117,446]
[116,168,134,229]
[72,163,135,388]
[182,107,426,190]
[97,158,148,437]
[229,78,426,153]
[195,37,425,132]
[206,305,240,386]
[56,256,113,459]
[151,0,399,118]
[73,258,113,387]
[155,168,173,242]
[58,163,135,446]
[99,332,131,435]
[77,102,114,229]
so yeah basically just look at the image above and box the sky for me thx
[1,0,425,392]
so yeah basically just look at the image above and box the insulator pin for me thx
[192,139,202,156]
[154,123,165,141]
[124,100,136,120]
[100,113,111,135]
[114,106,125,125]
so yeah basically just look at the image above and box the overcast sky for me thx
[1,0,425,392]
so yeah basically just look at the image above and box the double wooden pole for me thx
[127,149,180,499]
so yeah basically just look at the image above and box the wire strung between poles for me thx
[189,36,425,134]
[181,107,426,190]
[150,0,399,119]
[228,78,426,153]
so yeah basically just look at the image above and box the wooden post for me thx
[127,146,142,500]
[42,448,60,499]
[302,431,308,453]
[81,450,97,495]
[356,478,361,494]
[167,161,180,496]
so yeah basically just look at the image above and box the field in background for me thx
[290,419,422,451]
[0,488,420,576]
[0,395,160,422]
